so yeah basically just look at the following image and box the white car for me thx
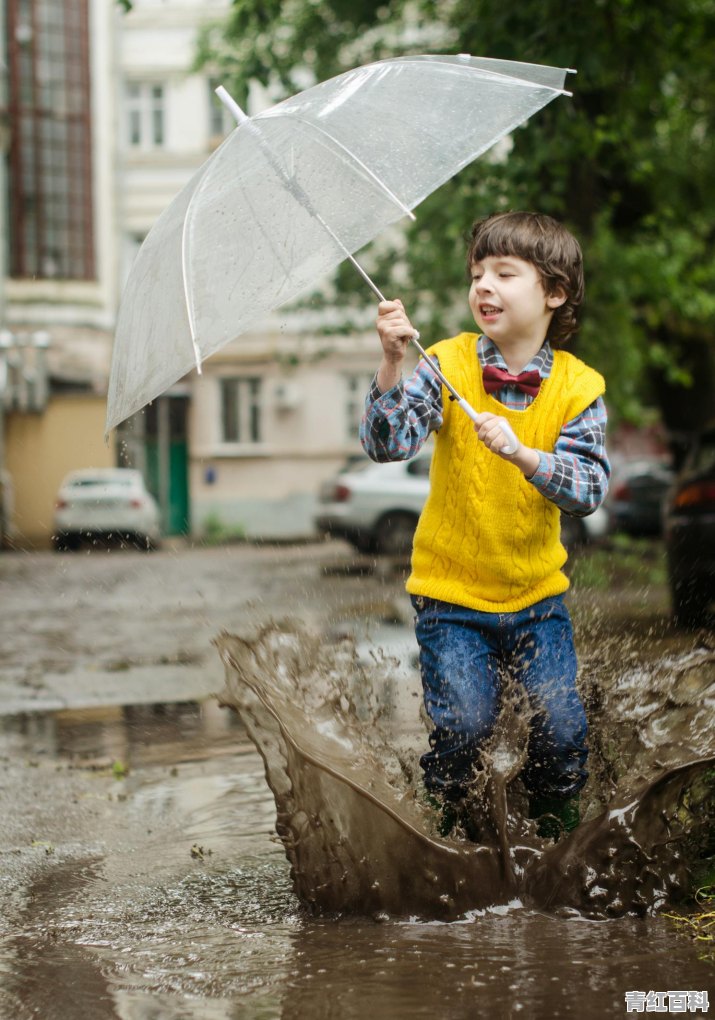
[315,449,608,556]
[315,450,433,557]
[53,468,161,551]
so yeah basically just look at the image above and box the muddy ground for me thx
[0,539,712,1020]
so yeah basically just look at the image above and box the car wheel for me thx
[52,531,80,552]
[349,533,377,555]
[123,533,156,551]
[375,511,418,557]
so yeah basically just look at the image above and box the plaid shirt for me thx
[359,336,610,516]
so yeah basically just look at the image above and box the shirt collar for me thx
[477,335,553,378]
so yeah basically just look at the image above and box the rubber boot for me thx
[424,791,462,837]
[529,794,580,841]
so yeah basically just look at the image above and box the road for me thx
[0,537,698,718]
[0,540,413,716]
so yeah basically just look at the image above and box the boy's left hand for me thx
[473,412,540,477]
[473,412,517,455]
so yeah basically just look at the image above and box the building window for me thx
[221,377,262,444]
[126,82,165,149]
[344,373,373,440]
[6,0,94,280]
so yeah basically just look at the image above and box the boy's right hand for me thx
[376,299,415,365]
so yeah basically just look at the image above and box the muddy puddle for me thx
[0,604,713,1019]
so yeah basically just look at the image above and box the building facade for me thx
[1,0,398,547]
[2,0,117,545]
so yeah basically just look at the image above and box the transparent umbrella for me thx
[106,54,574,436]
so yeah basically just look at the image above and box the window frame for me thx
[219,376,263,446]
[125,81,166,151]
[6,0,95,281]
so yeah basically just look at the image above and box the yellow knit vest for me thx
[406,333,606,612]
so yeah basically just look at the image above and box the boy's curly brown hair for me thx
[466,211,584,346]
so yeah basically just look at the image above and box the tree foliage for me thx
[197,0,715,425]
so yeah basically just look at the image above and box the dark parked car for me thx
[608,458,674,536]
[663,423,715,627]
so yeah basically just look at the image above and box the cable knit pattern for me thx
[406,333,605,613]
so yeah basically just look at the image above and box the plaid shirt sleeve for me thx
[359,358,443,461]
[527,396,610,516]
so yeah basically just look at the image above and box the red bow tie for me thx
[482,365,541,397]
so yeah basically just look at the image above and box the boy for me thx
[360,211,609,839]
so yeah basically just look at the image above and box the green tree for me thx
[198,0,715,428]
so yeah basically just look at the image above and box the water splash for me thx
[216,622,715,920]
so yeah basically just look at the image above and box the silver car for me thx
[315,451,433,557]
[53,468,161,551]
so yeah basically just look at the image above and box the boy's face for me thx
[468,255,565,348]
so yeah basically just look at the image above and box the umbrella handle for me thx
[408,331,519,455]
[454,396,519,455]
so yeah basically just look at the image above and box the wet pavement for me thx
[0,541,713,1018]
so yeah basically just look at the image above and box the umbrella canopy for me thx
[106,55,572,433]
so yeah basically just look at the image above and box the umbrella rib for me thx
[381,55,572,95]
[238,112,414,302]
[219,109,392,303]
[266,111,416,223]
[229,176,296,307]
[181,204,207,372]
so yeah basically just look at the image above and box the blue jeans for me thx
[411,594,588,801]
